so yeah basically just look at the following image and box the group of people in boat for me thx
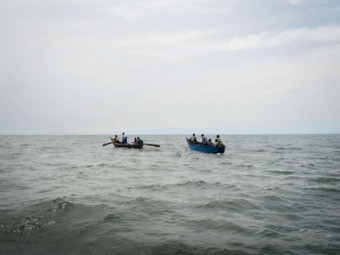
[189,133,224,147]
[112,132,143,145]
[112,132,222,147]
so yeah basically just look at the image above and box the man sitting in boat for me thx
[190,133,197,143]
[207,138,214,146]
[112,135,120,143]
[215,135,224,147]
[201,134,208,144]
[133,137,143,144]
[121,132,128,144]
[137,137,143,144]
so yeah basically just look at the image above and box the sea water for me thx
[0,135,339,255]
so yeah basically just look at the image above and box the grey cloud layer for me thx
[0,0,339,134]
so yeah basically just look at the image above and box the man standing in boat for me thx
[121,132,128,144]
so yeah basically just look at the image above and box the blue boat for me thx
[186,138,225,154]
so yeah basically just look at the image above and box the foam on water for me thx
[0,135,340,255]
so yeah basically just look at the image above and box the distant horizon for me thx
[1,132,339,136]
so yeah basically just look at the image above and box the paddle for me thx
[103,141,113,146]
[143,143,160,147]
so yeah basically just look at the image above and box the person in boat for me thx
[201,134,208,144]
[121,132,128,144]
[137,137,143,144]
[207,138,214,146]
[215,135,223,145]
[132,137,143,144]
[190,133,197,143]
[215,135,224,147]
[112,135,120,143]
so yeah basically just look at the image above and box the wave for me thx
[138,183,169,191]
[138,180,232,191]
[8,152,23,157]
[0,198,72,240]
[0,197,111,244]
[80,163,109,168]
[269,170,295,175]
[249,148,266,153]
[103,213,120,223]
[236,164,254,168]
[306,187,340,194]
[41,146,56,150]
[186,218,253,234]
[219,160,233,165]
[44,162,68,167]
[121,196,176,215]
[332,156,340,162]
[0,180,30,192]
[309,177,340,184]
[177,180,208,187]
[275,146,302,151]
[196,198,261,212]
[301,163,316,169]
[108,240,252,255]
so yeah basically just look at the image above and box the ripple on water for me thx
[196,198,261,213]
[309,176,340,184]
[269,170,295,175]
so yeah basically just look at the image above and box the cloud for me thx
[1,0,340,134]
[219,25,340,51]
[289,0,303,6]
[100,25,340,60]
[106,0,225,20]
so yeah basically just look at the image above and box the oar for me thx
[103,141,113,146]
[143,143,160,147]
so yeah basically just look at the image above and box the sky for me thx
[1,0,340,135]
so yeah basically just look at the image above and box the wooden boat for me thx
[110,137,143,149]
[186,138,225,154]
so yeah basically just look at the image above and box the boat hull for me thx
[110,138,143,149]
[186,138,225,154]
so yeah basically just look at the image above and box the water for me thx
[0,135,339,255]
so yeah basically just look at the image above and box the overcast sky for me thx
[1,0,340,134]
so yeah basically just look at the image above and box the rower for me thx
[112,135,120,143]
[137,137,143,144]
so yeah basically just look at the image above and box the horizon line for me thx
[0,133,339,136]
